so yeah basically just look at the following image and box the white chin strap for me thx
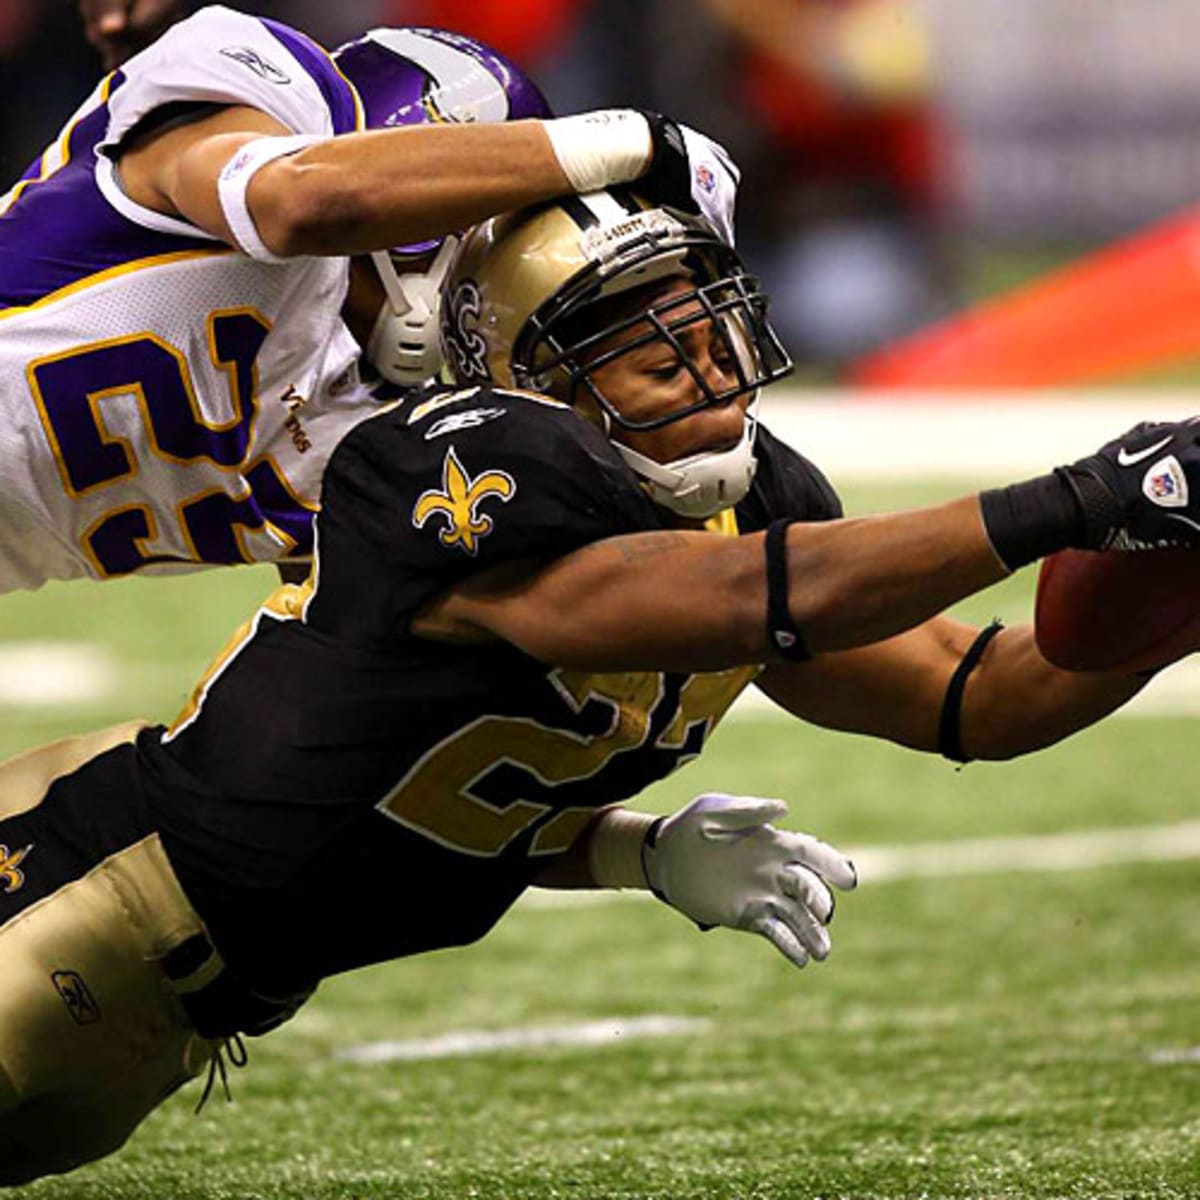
[613,406,759,520]
[367,237,459,386]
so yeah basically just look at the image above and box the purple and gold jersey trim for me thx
[2,71,123,214]
[1,15,361,310]
[262,19,364,135]
[0,72,223,310]
[0,249,233,323]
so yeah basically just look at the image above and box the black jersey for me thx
[135,387,842,998]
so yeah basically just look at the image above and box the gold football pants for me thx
[0,724,218,1186]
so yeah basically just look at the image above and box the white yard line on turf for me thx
[337,1015,710,1064]
[0,641,116,706]
[1147,1047,1200,1064]
[767,389,1199,481]
[521,820,1200,911]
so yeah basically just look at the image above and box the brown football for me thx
[1035,547,1200,672]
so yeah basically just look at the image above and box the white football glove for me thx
[644,793,857,969]
[542,110,740,245]
[677,123,740,246]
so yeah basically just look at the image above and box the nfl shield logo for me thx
[1141,454,1188,509]
[695,163,717,195]
[1149,471,1177,500]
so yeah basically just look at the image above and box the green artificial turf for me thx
[2,484,1195,1199]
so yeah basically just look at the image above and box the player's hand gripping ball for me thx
[1038,417,1200,672]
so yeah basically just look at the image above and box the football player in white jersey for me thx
[0,4,739,592]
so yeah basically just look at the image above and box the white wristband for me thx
[217,134,324,262]
[586,806,657,890]
[541,110,653,194]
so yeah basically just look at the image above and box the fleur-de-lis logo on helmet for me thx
[0,843,32,894]
[412,446,516,556]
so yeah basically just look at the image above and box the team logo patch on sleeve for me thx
[413,446,515,555]
[0,843,31,894]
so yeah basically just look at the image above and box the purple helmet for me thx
[332,27,552,130]
[331,28,552,386]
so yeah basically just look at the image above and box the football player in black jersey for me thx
[3,190,1200,1185]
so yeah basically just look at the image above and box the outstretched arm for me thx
[414,496,1008,672]
[117,107,576,256]
[756,616,1148,761]
[116,103,709,259]
[415,418,1200,675]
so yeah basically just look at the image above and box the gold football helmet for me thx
[439,190,793,517]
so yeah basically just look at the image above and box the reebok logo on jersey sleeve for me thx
[412,446,515,555]
[219,46,291,84]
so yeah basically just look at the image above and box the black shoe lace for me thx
[194,1034,248,1115]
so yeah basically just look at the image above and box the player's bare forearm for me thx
[127,111,571,255]
[530,808,610,889]
[782,497,1007,651]
[423,497,1009,672]
[233,123,570,256]
[958,625,1147,760]
[758,617,1147,758]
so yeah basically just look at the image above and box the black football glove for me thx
[635,112,739,244]
[637,113,692,211]
[1062,418,1200,549]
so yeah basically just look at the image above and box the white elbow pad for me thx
[217,134,324,262]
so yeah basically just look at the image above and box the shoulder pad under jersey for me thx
[307,386,665,635]
[100,4,361,154]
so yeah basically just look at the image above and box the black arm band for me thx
[938,620,1004,763]
[764,518,812,661]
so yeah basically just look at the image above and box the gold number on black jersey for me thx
[378,665,755,858]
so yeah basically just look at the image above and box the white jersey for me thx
[0,5,379,591]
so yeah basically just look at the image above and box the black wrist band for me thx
[938,620,1004,763]
[1055,465,1124,550]
[640,816,668,903]
[979,472,1083,571]
[764,518,812,661]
